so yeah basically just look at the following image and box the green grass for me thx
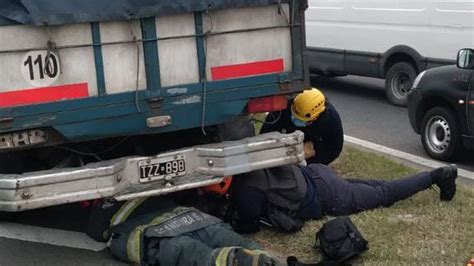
[249,146,474,264]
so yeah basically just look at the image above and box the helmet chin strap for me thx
[291,114,307,127]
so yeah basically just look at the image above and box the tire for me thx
[385,62,417,106]
[0,211,15,221]
[420,107,461,161]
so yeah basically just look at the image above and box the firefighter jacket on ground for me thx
[86,197,177,242]
[109,206,221,264]
[86,197,284,266]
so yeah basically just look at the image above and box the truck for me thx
[305,0,474,106]
[0,0,308,215]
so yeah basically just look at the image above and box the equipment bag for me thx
[315,216,368,263]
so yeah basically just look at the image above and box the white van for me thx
[305,0,474,106]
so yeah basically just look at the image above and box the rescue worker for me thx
[260,88,343,165]
[230,163,458,233]
[86,196,285,266]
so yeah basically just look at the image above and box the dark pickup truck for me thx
[408,48,474,161]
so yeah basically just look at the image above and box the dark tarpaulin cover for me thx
[0,0,290,26]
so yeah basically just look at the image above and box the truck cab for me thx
[407,48,474,161]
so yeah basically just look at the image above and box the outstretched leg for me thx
[194,223,261,250]
[345,178,386,186]
[149,226,260,266]
[149,235,214,266]
[150,224,281,266]
[311,164,456,216]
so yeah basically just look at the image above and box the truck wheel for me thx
[0,212,15,221]
[421,107,461,161]
[385,62,417,107]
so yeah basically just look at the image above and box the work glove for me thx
[304,141,316,159]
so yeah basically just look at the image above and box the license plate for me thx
[138,155,186,182]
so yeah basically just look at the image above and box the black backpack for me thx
[287,217,368,266]
[315,216,368,263]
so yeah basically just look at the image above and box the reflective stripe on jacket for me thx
[109,207,222,264]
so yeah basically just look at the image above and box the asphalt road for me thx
[0,238,123,266]
[311,75,474,171]
[0,204,127,266]
[1,75,473,265]
[0,204,125,265]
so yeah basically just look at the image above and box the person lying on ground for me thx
[260,88,344,165]
[86,197,286,266]
[230,163,457,233]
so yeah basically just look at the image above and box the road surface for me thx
[311,75,474,171]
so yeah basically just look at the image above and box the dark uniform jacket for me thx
[231,165,322,233]
[261,101,343,165]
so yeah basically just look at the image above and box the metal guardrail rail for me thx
[0,131,304,212]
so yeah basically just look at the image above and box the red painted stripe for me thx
[0,83,89,108]
[211,59,284,81]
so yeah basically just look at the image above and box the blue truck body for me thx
[0,0,308,147]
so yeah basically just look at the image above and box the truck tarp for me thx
[0,0,291,26]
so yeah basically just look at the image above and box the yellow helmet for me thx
[291,88,326,122]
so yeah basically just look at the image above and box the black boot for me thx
[430,164,457,201]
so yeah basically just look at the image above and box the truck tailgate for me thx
[0,2,306,149]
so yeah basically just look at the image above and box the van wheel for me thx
[385,62,417,107]
[421,107,461,161]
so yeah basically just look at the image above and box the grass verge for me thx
[249,146,474,264]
